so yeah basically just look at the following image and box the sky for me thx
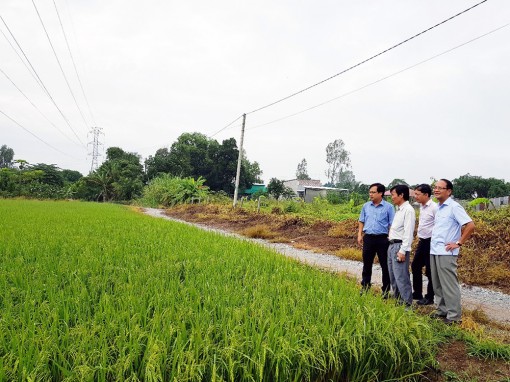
[1,0,509,186]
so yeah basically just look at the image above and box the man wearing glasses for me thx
[357,183,395,296]
[430,179,475,324]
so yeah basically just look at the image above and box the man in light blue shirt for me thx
[430,179,475,324]
[358,183,395,295]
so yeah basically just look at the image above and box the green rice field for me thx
[0,199,437,381]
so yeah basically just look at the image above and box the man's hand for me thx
[357,233,363,246]
[445,242,461,251]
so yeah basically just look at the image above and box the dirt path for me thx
[143,207,510,325]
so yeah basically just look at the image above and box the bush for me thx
[283,199,303,213]
[140,175,209,207]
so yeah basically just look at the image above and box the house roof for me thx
[284,179,322,187]
[304,186,349,191]
[243,184,267,194]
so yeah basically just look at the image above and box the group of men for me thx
[357,179,475,324]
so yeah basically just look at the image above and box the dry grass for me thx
[240,224,276,239]
[334,247,362,261]
[327,220,357,238]
[458,208,510,293]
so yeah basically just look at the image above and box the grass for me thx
[0,199,439,381]
[240,225,276,239]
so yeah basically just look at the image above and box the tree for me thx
[241,149,263,185]
[0,145,14,168]
[144,147,173,180]
[83,146,144,201]
[267,178,285,200]
[30,164,64,187]
[167,132,214,178]
[61,169,83,183]
[452,174,510,199]
[145,133,262,195]
[336,169,358,190]
[325,139,351,185]
[387,178,409,189]
[207,138,238,193]
[296,158,310,180]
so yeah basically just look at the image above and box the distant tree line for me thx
[0,133,262,202]
[2,137,510,203]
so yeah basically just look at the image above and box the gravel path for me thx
[143,208,510,324]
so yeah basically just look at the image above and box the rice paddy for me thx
[0,199,437,381]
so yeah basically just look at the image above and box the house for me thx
[283,179,322,198]
[303,186,349,203]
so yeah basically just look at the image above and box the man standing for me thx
[430,179,475,324]
[412,184,438,305]
[387,185,416,306]
[358,183,395,295]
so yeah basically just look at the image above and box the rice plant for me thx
[0,199,437,381]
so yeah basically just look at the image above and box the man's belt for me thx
[389,239,403,244]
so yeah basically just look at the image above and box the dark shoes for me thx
[444,319,462,326]
[430,312,447,320]
[417,297,434,306]
[430,312,462,325]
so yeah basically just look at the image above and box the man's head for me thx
[369,183,385,204]
[414,184,432,205]
[433,179,453,203]
[390,184,409,206]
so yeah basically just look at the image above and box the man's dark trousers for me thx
[361,234,390,293]
[411,237,434,300]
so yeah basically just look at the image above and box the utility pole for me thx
[88,126,104,173]
[232,113,246,208]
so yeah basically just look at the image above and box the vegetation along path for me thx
[144,207,510,325]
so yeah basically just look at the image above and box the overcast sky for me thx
[1,0,509,186]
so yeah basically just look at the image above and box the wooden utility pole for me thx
[232,113,246,208]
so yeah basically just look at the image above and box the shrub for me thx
[140,175,209,207]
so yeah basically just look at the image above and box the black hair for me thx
[390,184,410,201]
[369,183,385,195]
[415,184,432,197]
[439,179,453,190]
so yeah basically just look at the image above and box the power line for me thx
[0,28,45,90]
[0,14,86,147]
[247,22,510,131]
[0,108,78,158]
[31,0,90,130]
[209,114,244,138]
[246,0,489,115]
[52,0,96,126]
[0,66,82,146]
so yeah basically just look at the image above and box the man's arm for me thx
[357,222,364,246]
[458,221,475,245]
[446,221,475,251]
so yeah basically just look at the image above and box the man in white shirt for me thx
[388,184,416,306]
[412,184,438,305]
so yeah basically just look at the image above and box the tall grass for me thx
[0,199,437,381]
